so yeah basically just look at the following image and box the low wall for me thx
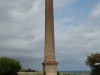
[18,72,42,75]
[18,72,90,75]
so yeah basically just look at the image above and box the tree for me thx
[0,57,21,75]
[86,53,100,75]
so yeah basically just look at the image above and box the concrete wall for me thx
[18,72,42,75]
[18,72,90,75]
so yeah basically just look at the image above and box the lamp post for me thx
[94,63,100,75]
[94,63,100,66]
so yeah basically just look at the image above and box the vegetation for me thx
[57,71,60,75]
[20,68,37,72]
[62,73,77,75]
[86,53,100,75]
[0,57,21,75]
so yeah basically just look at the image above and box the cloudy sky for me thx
[0,0,100,71]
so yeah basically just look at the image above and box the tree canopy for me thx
[0,57,21,75]
[86,53,100,75]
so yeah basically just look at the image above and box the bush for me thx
[0,57,21,75]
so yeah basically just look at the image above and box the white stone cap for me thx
[94,63,100,66]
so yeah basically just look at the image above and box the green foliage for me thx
[20,68,36,72]
[86,53,100,75]
[62,73,78,75]
[0,57,21,75]
[63,73,67,75]
[57,71,60,75]
[63,73,70,75]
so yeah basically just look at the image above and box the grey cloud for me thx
[90,3,100,19]
[55,21,100,70]
[0,0,44,70]
[0,0,100,71]
[54,0,78,8]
